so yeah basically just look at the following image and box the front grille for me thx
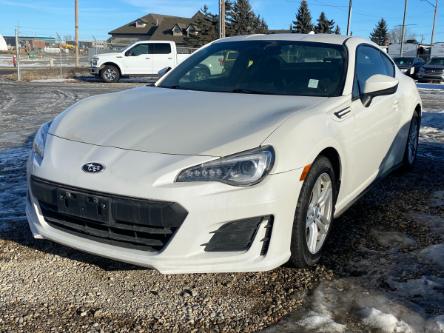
[31,176,188,252]
[425,69,444,74]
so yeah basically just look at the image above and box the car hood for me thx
[50,86,325,156]
[95,52,122,59]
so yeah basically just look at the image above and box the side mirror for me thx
[361,74,398,107]
[158,67,172,78]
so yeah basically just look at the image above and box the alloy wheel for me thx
[305,172,333,254]
[104,68,117,81]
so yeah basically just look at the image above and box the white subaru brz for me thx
[26,34,422,273]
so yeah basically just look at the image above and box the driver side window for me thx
[353,45,389,100]
[126,44,149,57]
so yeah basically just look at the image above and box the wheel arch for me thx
[317,147,342,188]
[101,62,122,75]
[414,103,422,117]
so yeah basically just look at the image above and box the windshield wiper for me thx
[231,88,277,95]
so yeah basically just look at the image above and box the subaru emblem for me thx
[82,162,105,173]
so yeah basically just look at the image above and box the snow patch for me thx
[296,311,346,333]
[410,212,444,233]
[430,191,444,208]
[419,244,444,268]
[31,79,77,83]
[360,307,413,333]
[371,230,417,249]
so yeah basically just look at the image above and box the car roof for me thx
[214,33,370,46]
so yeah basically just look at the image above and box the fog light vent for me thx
[204,216,272,252]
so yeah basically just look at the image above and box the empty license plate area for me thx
[56,189,109,223]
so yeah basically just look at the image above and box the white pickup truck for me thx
[91,41,191,82]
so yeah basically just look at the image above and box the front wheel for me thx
[289,157,336,267]
[100,65,120,83]
[402,112,420,169]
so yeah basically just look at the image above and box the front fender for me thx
[98,61,124,75]
[263,98,348,177]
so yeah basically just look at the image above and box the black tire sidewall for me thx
[402,112,420,168]
[290,157,337,267]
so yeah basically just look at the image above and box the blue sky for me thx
[0,0,442,42]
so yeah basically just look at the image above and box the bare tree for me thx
[389,26,417,44]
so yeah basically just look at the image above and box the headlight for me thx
[91,58,98,66]
[32,121,52,165]
[176,146,275,186]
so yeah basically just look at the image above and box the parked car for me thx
[393,56,425,79]
[27,34,422,274]
[417,57,444,83]
[90,41,191,83]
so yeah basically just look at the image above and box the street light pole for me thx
[430,0,438,47]
[75,0,79,67]
[15,26,21,81]
[346,0,352,36]
[400,0,408,56]
[219,0,226,39]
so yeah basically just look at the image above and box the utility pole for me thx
[430,0,438,47]
[219,0,226,39]
[15,26,21,81]
[346,0,352,36]
[400,0,408,56]
[75,0,79,67]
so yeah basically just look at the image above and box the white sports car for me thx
[26,34,422,274]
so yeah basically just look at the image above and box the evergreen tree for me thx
[370,18,389,46]
[334,25,341,35]
[185,5,218,47]
[292,0,313,33]
[315,12,335,33]
[227,0,268,35]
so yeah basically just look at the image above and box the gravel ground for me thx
[0,82,443,332]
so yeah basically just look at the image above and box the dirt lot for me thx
[0,81,443,333]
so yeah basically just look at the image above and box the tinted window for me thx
[126,44,149,56]
[393,57,414,66]
[380,53,395,77]
[150,43,172,54]
[428,58,444,66]
[355,45,388,93]
[159,41,347,97]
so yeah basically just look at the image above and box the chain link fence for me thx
[0,36,198,81]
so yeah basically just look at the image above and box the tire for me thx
[401,111,420,170]
[100,65,120,83]
[289,156,337,268]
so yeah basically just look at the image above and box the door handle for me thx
[145,57,151,60]
[334,107,351,119]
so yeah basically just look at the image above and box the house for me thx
[109,12,203,46]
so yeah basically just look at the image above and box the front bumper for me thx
[90,66,100,75]
[26,136,302,274]
[418,72,444,81]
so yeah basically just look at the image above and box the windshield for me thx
[393,57,414,66]
[428,58,444,66]
[159,41,347,97]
